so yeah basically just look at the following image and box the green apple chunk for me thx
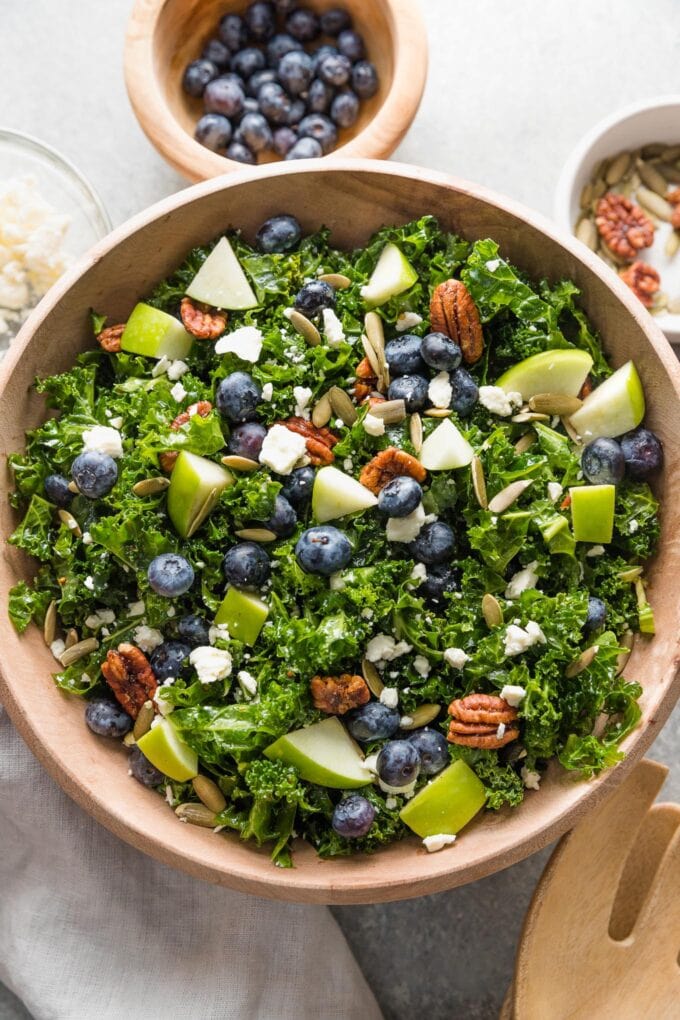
[167,450,234,538]
[186,236,258,310]
[265,717,372,789]
[570,484,616,543]
[312,465,378,522]
[496,349,593,399]
[360,242,418,307]
[214,587,269,645]
[568,361,644,440]
[419,417,473,470]
[136,717,198,782]
[400,759,486,838]
[121,302,194,360]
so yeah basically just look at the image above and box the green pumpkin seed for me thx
[514,432,536,454]
[579,182,593,210]
[651,291,668,315]
[311,392,332,428]
[318,273,351,290]
[133,700,155,740]
[360,334,382,378]
[328,385,358,426]
[641,142,666,159]
[221,455,259,472]
[656,162,680,184]
[637,186,673,221]
[662,143,680,161]
[364,311,385,358]
[59,637,98,668]
[368,399,406,424]
[482,593,503,628]
[132,476,171,496]
[605,151,631,185]
[616,631,635,676]
[665,231,680,259]
[565,644,599,678]
[64,628,79,649]
[67,480,80,494]
[488,479,532,513]
[410,412,423,454]
[618,565,643,582]
[637,159,669,197]
[668,295,680,314]
[186,486,219,538]
[511,411,550,423]
[471,456,488,509]
[175,803,218,828]
[123,731,137,747]
[528,393,583,416]
[561,416,582,444]
[192,775,227,814]
[361,657,384,698]
[575,217,597,250]
[288,309,320,346]
[424,408,452,418]
[43,600,57,647]
[235,527,277,542]
[634,578,648,608]
[399,704,441,730]
[58,509,82,538]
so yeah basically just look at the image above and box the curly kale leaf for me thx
[300,785,405,859]
[9,494,55,561]
[613,481,660,559]
[448,746,525,810]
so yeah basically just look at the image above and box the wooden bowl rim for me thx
[2,158,680,904]
[123,0,429,182]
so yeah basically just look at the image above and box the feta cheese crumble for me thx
[190,645,233,684]
[208,622,230,645]
[413,654,431,678]
[396,311,422,332]
[505,561,539,599]
[423,833,457,853]
[259,424,307,475]
[170,381,187,403]
[428,371,452,409]
[503,620,546,657]
[83,575,95,591]
[500,684,527,707]
[478,386,523,417]
[322,307,345,346]
[409,562,427,584]
[363,412,385,437]
[81,425,123,459]
[167,359,189,381]
[521,766,541,791]
[237,670,258,697]
[133,625,164,653]
[629,518,639,533]
[547,481,563,503]
[261,382,273,401]
[380,687,399,709]
[127,600,145,618]
[82,531,92,545]
[385,503,425,543]
[50,638,66,660]
[586,545,605,557]
[365,634,412,664]
[444,647,470,669]
[293,385,313,419]
[214,325,263,362]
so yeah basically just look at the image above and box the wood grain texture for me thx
[1,160,679,904]
[124,0,428,181]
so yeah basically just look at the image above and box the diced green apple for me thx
[399,759,486,838]
[496,349,593,399]
[312,465,378,522]
[360,242,418,306]
[419,417,473,470]
[136,717,198,782]
[120,302,194,360]
[186,236,258,310]
[568,361,645,440]
[570,484,616,543]
[214,587,269,645]
[265,717,372,789]
[167,450,234,538]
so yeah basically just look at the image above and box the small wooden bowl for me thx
[124,0,428,181]
[1,161,680,904]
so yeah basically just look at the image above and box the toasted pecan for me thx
[180,296,227,339]
[101,643,157,719]
[595,193,655,262]
[430,279,484,364]
[359,446,427,494]
[447,693,519,749]
[619,261,661,308]
[310,673,370,715]
[97,323,125,353]
[278,416,339,465]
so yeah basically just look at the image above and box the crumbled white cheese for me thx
[261,382,273,401]
[396,311,423,332]
[385,796,398,810]
[322,307,345,346]
[363,752,379,774]
[500,684,527,707]
[386,503,425,543]
[343,457,354,471]
[361,607,374,620]
[629,518,639,533]
[586,545,606,557]
[151,356,171,378]
[109,416,124,430]
[237,670,258,697]
[380,687,399,709]
[127,600,145,618]
[478,386,523,417]
[50,638,66,660]
[444,647,470,669]
[547,481,563,503]
[504,620,546,657]
[400,715,414,728]
[167,359,190,381]
[208,622,230,645]
[363,412,385,437]
[133,625,164,653]
[496,722,506,740]
[81,425,123,459]
[379,776,417,798]
[293,385,313,419]
[413,654,431,678]
[214,325,263,362]
[329,572,345,591]
[505,560,539,599]
[486,259,501,271]
[334,418,344,429]
[409,563,427,586]
[84,576,95,591]
[155,686,176,716]
[82,531,92,545]
[521,766,541,791]
[423,833,457,853]
[190,645,233,684]
[365,634,412,664]
[170,381,187,403]
[259,424,307,475]
[85,608,116,631]
[428,371,452,409]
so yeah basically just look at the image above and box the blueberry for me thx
[265,494,297,537]
[409,521,455,565]
[294,279,336,317]
[223,542,271,589]
[182,59,219,97]
[266,32,302,66]
[418,563,461,605]
[150,640,191,680]
[345,702,400,742]
[337,29,365,61]
[258,81,293,124]
[231,47,266,79]
[585,596,607,634]
[580,438,625,486]
[147,553,194,597]
[279,465,315,508]
[226,141,256,164]
[308,78,334,113]
[227,422,267,459]
[320,8,352,35]
[317,53,351,87]
[195,113,232,152]
[85,698,132,738]
[217,71,247,91]
[272,126,298,155]
[311,44,339,71]
[332,794,376,838]
[406,728,448,776]
[71,450,118,498]
[421,331,462,371]
[256,213,302,253]
[239,111,273,152]
[202,38,231,70]
[44,473,73,508]
[204,77,245,118]
[387,374,428,412]
[449,367,479,417]
[216,372,262,422]
[620,427,663,480]
[244,1,276,42]
[285,137,323,159]
[286,99,306,126]
[177,614,211,647]
[378,475,423,517]
[295,525,352,575]
[297,113,337,154]
[246,68,278,97]
[274,0,296,10]
[218,14,249,51]
[285,7,320,42]
[385,334,425,376]
[351,60,379,99]
[376,740,420,787]
[278,50,315,94]
[241,96,261,116]
[330,90,359,128]
[129,746,165,787]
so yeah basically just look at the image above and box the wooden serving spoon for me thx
[501,758,680,1019]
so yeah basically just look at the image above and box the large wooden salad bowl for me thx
[1,161,679,904]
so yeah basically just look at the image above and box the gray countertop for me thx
[1,1,679,1017]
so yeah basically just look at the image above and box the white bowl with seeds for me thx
[555,95,680,343]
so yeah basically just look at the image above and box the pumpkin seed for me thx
[133,700,154,740]
[64,628,79,649]
[123,731,137,748]
[175,803,218,828]
[636,159,669,196]
[575,217,597,250]
[132,476,171,496]
[328,385,358,426]
[656,161,680,184]
[618,565,643,582]
[634,578,648,608]
[399,704,441,730]
[288,308,320,346]
[514,432,536,454]
[641,142,666,159]
[579,182,593,209]
[668,295,680,314]
[311,391,332,428]
[424,408,452,418]
[43,600,57,647]
[616,630,635,676]
[368,399,406,424]
[561,415,582,444]
[488,479,533,513]
[361,333,382,378]
[651,291,668,314]
[59,637,98,667]
[67,480,80,494]
[665,231,680,259]
[591,178,607,201]
[482,593,503,628]
[471,456,488,509]
[235,527,278,542]
[186,486,218,538]
[605,151,631,185]
[58,509,82,538]
[192,775,227,814]
[510,411,549,423]
[663,143,680,161]
[410,412,423,454]
[364,310,385,359]
[362,657,384,698]
[220,455,259,472]
[318,273,351,290]
[528,393,583,416]
[565,644,599,678]
[637,186,673,221]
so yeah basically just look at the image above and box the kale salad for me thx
[8,214,663,866]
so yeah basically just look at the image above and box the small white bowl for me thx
[555,96,680,343]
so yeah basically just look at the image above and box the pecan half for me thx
[619,261,661,308]
[447,693,519,749]
[430,279,484,364]
[354,355,379,400]
[310,673,370,715]
[97,323,125,353]
[278,415,338,465]
[101,643,157,719]
[180,296,227,339]
[160,401,213,473]
[668,189,680,229]
[359,446,427,494]
[595,193,655,261]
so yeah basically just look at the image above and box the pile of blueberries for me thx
[385,330,479,418]
[182,1,379,164]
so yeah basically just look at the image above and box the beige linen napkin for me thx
[0,707,382,1020]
